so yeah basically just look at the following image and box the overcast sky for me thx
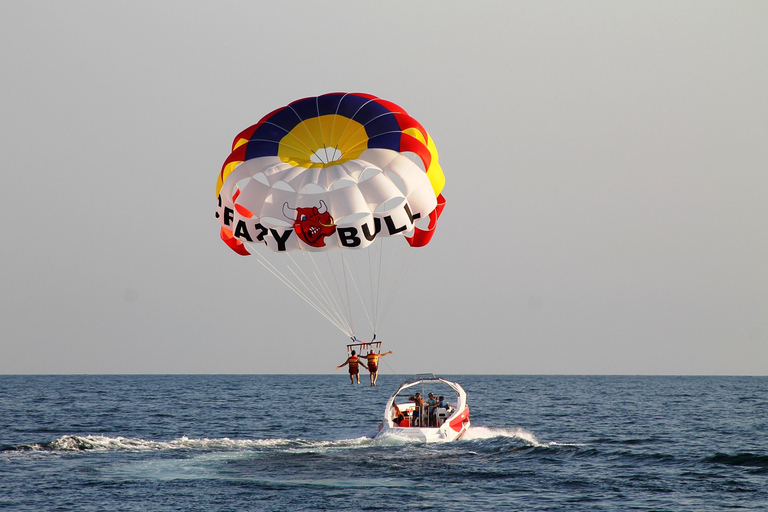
[2,1,766,375]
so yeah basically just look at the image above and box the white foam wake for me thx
[462,426,541,445]
[462,427,585,448]
[20,432,583,452]
[31,435,304,452]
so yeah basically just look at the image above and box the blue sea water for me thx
[1,375,766,511]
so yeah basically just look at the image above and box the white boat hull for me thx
[376,419,470,443]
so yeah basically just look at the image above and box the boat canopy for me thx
[385,374,467,418]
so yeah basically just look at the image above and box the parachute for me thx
[215,93,445,340]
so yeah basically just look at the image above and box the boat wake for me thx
[462,426,586,449]
[462,426,540,444]
[7,435,371,453]
[6,427,583,454]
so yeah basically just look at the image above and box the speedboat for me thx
[375,374,470,443]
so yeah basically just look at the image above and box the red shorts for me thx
[369,363,378,373]
[349,367,359,375]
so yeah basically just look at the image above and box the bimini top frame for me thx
[385,374,468,420]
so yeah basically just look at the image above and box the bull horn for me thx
[318,200,328,214]
[283,202,297,220]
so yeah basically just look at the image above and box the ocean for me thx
[1,375,766,511]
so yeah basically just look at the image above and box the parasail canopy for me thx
[215,93,446,340]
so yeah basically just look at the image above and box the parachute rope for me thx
[378,239,416,333]
[274,251,341,327]
[263,263,346,333]
[246,244,353,336]
[327,250,355,337]
[342,255,375,335]
[289,251,352,333]
[368,239,382,332]
[303,252,350,331]
[272,268,349,335]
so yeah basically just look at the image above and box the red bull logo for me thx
[283,201,336,247]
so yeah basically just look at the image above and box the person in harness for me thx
[336,350,368,384]
[365,349,393,387]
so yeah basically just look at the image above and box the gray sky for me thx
[2,1,766,375]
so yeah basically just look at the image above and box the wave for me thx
[705,452,768,469]
[462,426,540,444]
[462,426,585,448]
[7,435,371,453]
[6,426,583,454]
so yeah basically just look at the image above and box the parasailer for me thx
[366,349,393,387]
[214,92,446,354]
[336,350,368,385]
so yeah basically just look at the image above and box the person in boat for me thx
[426,393,439,426]
[435,395,449,425]
[407,392,425,426]
[392,402,406,426]
[336,350,368,384]
[365,349,393,387]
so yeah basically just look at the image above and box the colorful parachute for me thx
[215,93,445,339]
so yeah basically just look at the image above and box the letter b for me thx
[338,227,361,247]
